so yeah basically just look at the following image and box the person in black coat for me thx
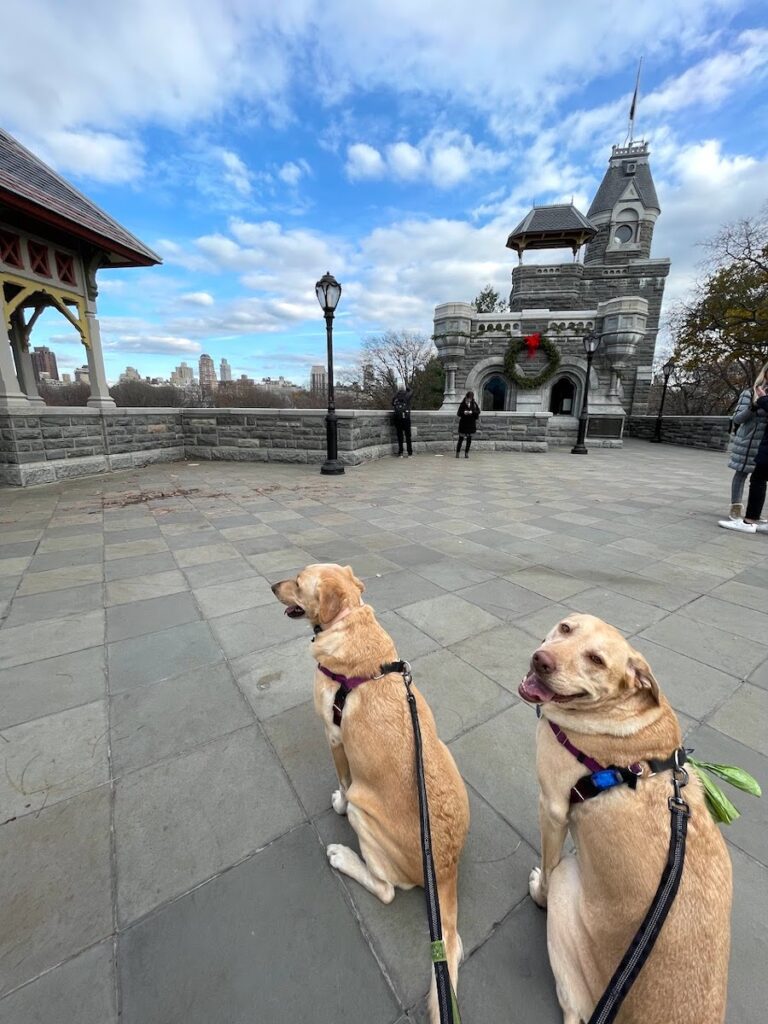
[392,387,413,457]
[456,391,480,458]
[719,387,768,533]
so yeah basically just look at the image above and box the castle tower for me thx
[583,141,660,265]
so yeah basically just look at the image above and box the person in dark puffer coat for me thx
[456,391,480,458]
[719,384,768,534]
[725,363,768,518]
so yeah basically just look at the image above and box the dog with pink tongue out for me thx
[518,612,731,1024]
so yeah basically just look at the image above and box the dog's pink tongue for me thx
[519,672,554,703]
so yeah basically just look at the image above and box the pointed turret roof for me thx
[587,142,659,219]
[0,127,160,267]
[506,203,596,256]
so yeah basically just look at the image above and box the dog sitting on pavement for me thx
[519,613,732,1024]
[272,562,470,1021]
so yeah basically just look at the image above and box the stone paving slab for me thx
[1,442,767,1022]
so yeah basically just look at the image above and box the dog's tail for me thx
[426,873,463,1024]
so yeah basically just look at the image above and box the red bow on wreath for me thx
[524,333,541,359]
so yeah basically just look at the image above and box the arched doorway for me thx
[482,374,508,411]
[549,376,577,415]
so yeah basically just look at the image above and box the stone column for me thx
[9,315,44,405]
[445,363,457,404]
[0,313,30,411]
[84,310,116,409]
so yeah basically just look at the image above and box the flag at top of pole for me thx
[627,57,643,144]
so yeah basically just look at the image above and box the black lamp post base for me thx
[571,444,588,454]
[321,459,345,475]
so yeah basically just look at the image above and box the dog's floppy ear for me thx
[317,576,344,625]
[625,649,660,704]
[343,564,365,595]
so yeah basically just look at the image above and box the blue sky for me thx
[3,0,768,384]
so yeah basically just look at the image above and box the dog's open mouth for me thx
[284,604,306,619]
[518,672,584,704]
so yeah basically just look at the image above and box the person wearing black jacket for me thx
[456,391,480,458]
[719,388,768,534]
[392,387,413,457]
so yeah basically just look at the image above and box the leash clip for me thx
[670,749,690,815]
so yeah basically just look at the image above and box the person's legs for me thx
[464,435,472,458]
[731,471,749,505]
[404,420,413,456]
[456,435,463,457]
[395,421,405,455]
[745,463,768,522]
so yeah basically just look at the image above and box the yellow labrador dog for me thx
[519,613,731,1024]
[272,563,469,1020]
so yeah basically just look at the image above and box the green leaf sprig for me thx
[688,756,762,825]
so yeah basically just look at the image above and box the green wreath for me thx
[503,335,561,391]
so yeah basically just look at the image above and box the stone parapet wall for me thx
[2,407,559,486]
[627,415,731,450]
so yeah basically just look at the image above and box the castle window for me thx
[613,208,639,245]
[482,374,508,411]
[550,376,577,415]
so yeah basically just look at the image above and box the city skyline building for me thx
[30,346,59,382]
[310,364,327,393]
[170,361,196,387]
[74,365,90,385]
[220,358,232,382]
[199,353,217,395]
[118,366,141,383]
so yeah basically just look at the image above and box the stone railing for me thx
[627,415,731,451]
[1,407,554,486]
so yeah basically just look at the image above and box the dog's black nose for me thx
[532,649,555,675]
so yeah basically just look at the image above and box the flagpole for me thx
[627,56,643,145]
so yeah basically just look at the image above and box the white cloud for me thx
[216,148,253,196]
[180,291,215,306]
[103,334,202,355]
[345,143,386,180]
[278,159,310,185]
[346,130,507,188]
[28,128,145,184]
[386,142,425,180]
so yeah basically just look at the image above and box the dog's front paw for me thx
[326,843,350,872]
[331,788,348,815]
[529,866,548,908]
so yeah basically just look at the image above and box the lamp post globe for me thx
[316,272,345,475]
[571,329,600,455]
[651,358,675,443]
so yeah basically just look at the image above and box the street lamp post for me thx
[651,358,675,443]
[315,271,345,475]
[571,329,601,455]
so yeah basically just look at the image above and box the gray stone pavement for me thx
[0,440,766,1023]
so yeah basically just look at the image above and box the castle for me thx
[433,140,669,440]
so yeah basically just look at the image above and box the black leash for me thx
[587,751,690,1024]
[380,660,460,1024]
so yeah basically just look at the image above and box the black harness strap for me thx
[380,660,460,1024]
[332,685,349,727]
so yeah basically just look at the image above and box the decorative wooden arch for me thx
[1,271,90,349]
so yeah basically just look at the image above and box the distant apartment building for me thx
[31,345,59,381]
[199,353,217,395]
[170,361,196,386]
[74,365,90,385]
[119,366,141,383]
[310,364,327,393]
[259,375,300,397]
[61,372,72,384]
[220,358,232,382]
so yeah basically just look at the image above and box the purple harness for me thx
[318,664,375,726]
[547,719,684,806]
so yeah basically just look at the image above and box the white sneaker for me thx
[756,522,768,534]
[718,519,757,534]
